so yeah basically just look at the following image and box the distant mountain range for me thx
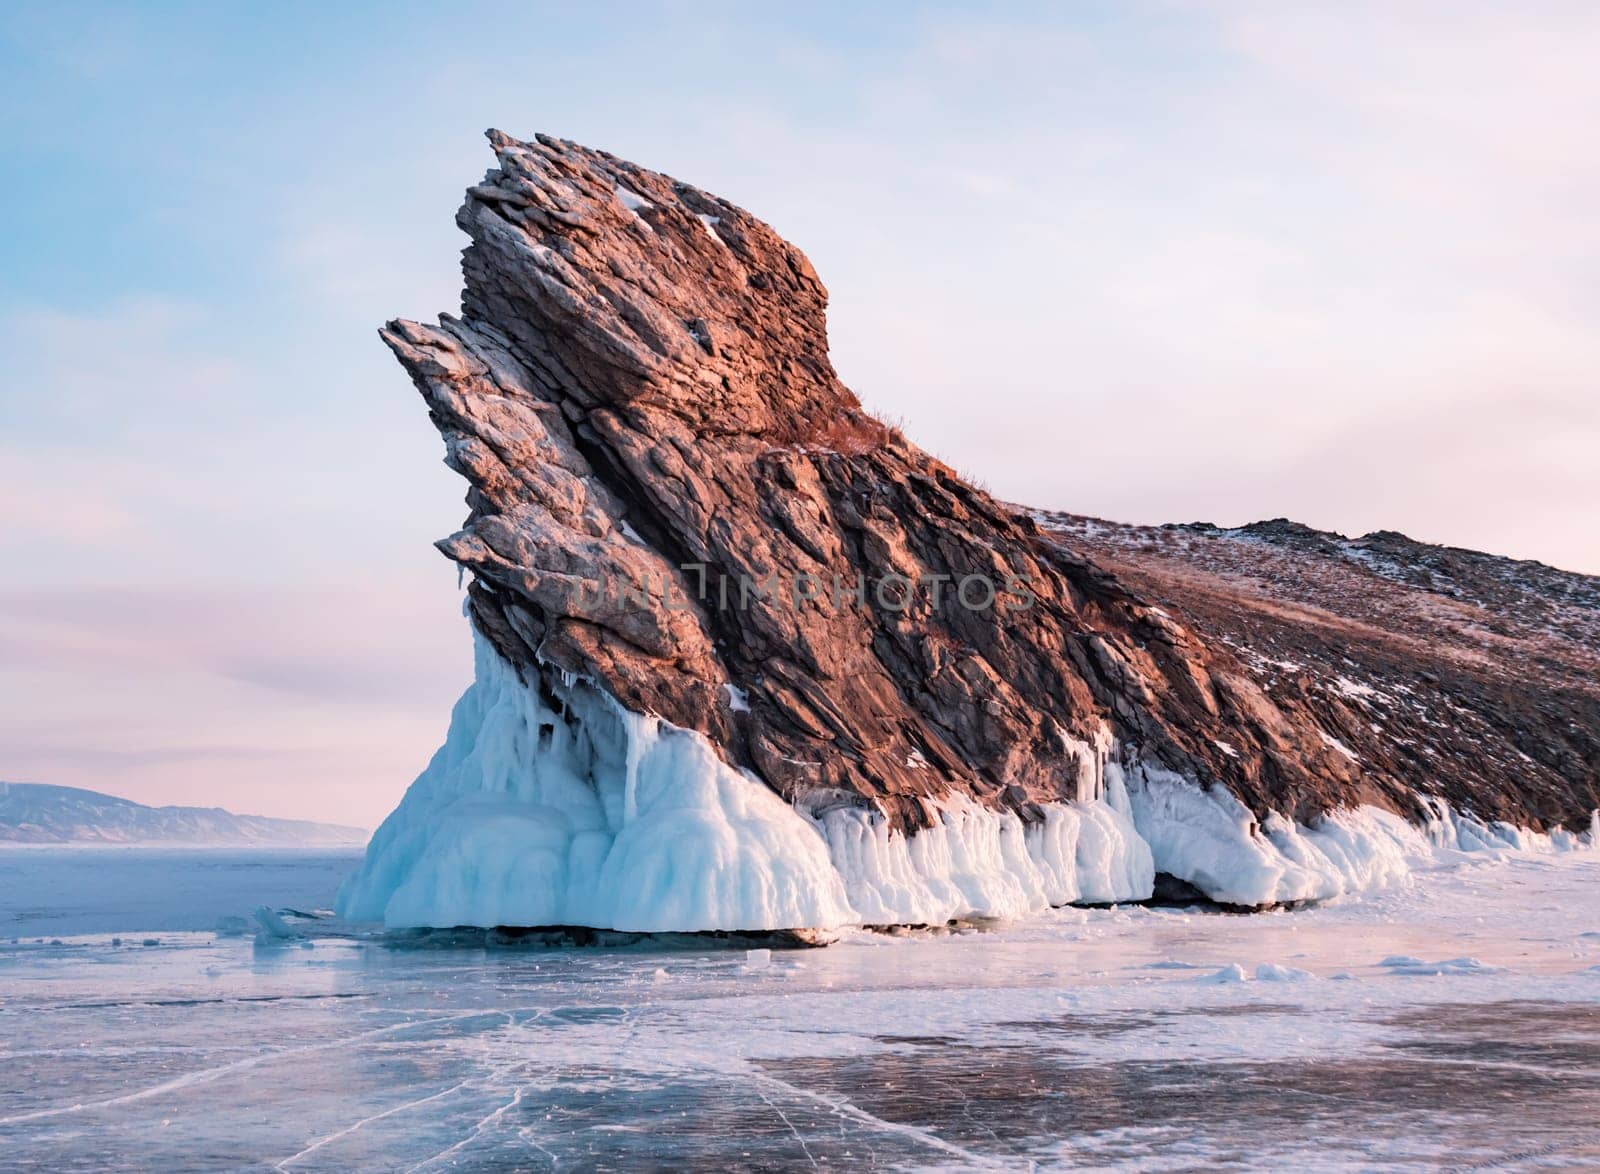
[0,782,367,846]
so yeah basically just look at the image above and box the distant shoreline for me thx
[0,840,367,851]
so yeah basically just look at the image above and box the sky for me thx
[2,1,1597,827]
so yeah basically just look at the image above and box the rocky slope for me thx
[344,130,1596,929]
[1030,514,1600,832]
[0,783,368,846]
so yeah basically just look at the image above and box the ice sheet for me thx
[4,850,1600,1169]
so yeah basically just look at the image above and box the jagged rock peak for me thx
[449,128,859,441]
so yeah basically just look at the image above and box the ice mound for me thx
[1192,963,1313,983]
[338,635,855,932]
[1378,955,1501,977]
[1255,962,1315,982]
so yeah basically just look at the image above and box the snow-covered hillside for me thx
[0,782,367,846]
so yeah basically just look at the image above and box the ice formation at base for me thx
[337,636,856,932]
[337,635,1154,931]
[813,783,1153,925]
[341,634,1597,931]
[1120,763,1597,908]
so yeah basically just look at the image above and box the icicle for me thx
[619,710,660,824]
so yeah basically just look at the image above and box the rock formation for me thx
[338,130,1598,931]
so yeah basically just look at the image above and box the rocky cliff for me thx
[340,131,1597,930]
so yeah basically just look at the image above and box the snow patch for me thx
[1318,730,1360,762]
[1192,962,1313,983]
[1331,675,1387,703]
[613,183,652,213]
[696,213,729,248]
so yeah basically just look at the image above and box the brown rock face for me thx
[385,129,1595,837]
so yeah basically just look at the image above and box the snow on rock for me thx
[696,212,728,248]
[613,183,652,213]
[1331,676,1387,703]
[1318,730,1360,762]
[337,635,855,933]
[0,781,367,846]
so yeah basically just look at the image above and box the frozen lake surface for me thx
[0,847,361,938]
[3,846,1599,1169]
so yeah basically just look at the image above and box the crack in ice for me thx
[0,1010,516,1127]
